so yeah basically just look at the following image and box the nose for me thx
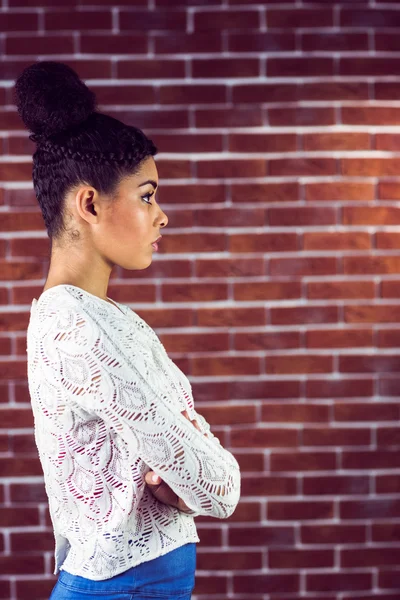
[159,208,168,228]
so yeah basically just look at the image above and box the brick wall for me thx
[1,1,400,599]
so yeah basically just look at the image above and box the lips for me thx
[151,235,162,252]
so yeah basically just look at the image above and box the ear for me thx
[74,185,100,223]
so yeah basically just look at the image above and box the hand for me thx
[144,409,206,513]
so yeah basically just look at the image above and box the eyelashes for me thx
[141,192,154,205]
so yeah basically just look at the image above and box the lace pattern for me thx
[26,285,241,580]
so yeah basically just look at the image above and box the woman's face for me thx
[94,156,168,271]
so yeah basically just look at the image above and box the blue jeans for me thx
[49,543,197,599]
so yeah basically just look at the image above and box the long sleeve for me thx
[41,303,241,520]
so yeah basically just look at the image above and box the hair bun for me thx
[14,61,97,142]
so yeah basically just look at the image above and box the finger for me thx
[145,471,162,486]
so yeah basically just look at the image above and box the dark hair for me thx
[14,61,157,243]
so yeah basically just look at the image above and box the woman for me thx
[18,62,241,600]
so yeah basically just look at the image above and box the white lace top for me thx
[26,284,241,580]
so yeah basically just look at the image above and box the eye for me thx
[141,192,154,205]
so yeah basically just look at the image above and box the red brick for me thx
[378,571,400,591]
[262,403,329,423]
[341,8,400,28]
[340,498,400,519]
[303,132,370,151]
[268,57,334,78]
[306,329,373,349]
[345,305,400,324]
[306,378,374,399]
[233,83,298,104]
[379,180,400,200]
[343,450,400,472]
[234,282,301,302]
[270,257,337,277]
[194,10,259,31]
[344,256,400,274]
[381,280,400,298]
[378,329,400,348]
[195,258,263,278]
[240,476,296,497]
[192,356,260,376]
[269,107,334,127]
[195,207,264,227]
[379,377,400,397]
[93,84,158,106]
[0,582,10,600]
[268,8,333,28]
[160,332,229,353]
[377,427,400,447]
[233,574,299,595]
[197,159,265,178]
[341,57,400,76]
[269,158,336,177]
[269,206,336,227]
[272,548,334,569]
[229,233,297,253]
[232,454,264,473]
[268,500,333,521]
[301,81,369,101]
[193,576,227,595]
[376,133,400,151]
[11,530,54,552]
[376,32,400,51]
[45,9,111,30]
[232,182,299,203]
[303,427,371,447]
[197,405,256,426]
[107,109,189,129]
[271,451,336,473]
[0,457,41,477]
[233,330,300,350]
[231,428,299,448]
[307,571,372,593]
[266,355,333,375]
[335,403,398,423]
[302,32,368,51]
[5,34,74,55]
[343,106,400,125]
[0,408,33,428]
[195,107,263,128]
[305,181,374,202]
[342,158,400,176]
[375,81,400,99]
[0,507,39,526]
[372,522,400,542]
[228,31,295,52]
[120,10,186,30]
[159,85,226,105]
[197,307,265,327]
[16,580,56,600]
[229,133,296,153]
[138,309,194,329]
[0,161,32,180]
[271,306,338,326]
[376,233,400,250]
[340,354,400,373]
[0,556,44,575]
[154,32,222,54]
[229,525,295,547]
[161,282,227,303]
[302,524,366,544]
[0,12,38,31]
[376,475,400,493]
[304,232,371,251]
[117,60,185,79]
[193,58,259,78]
[160,233,225,253]
[230,379,301,400]
[197,551,262,571]
[158,184,224,205]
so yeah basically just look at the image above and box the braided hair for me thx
[14,61,157,242]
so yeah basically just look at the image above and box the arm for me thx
[43,305,241,519]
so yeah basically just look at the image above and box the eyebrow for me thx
[139,179,158,190]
